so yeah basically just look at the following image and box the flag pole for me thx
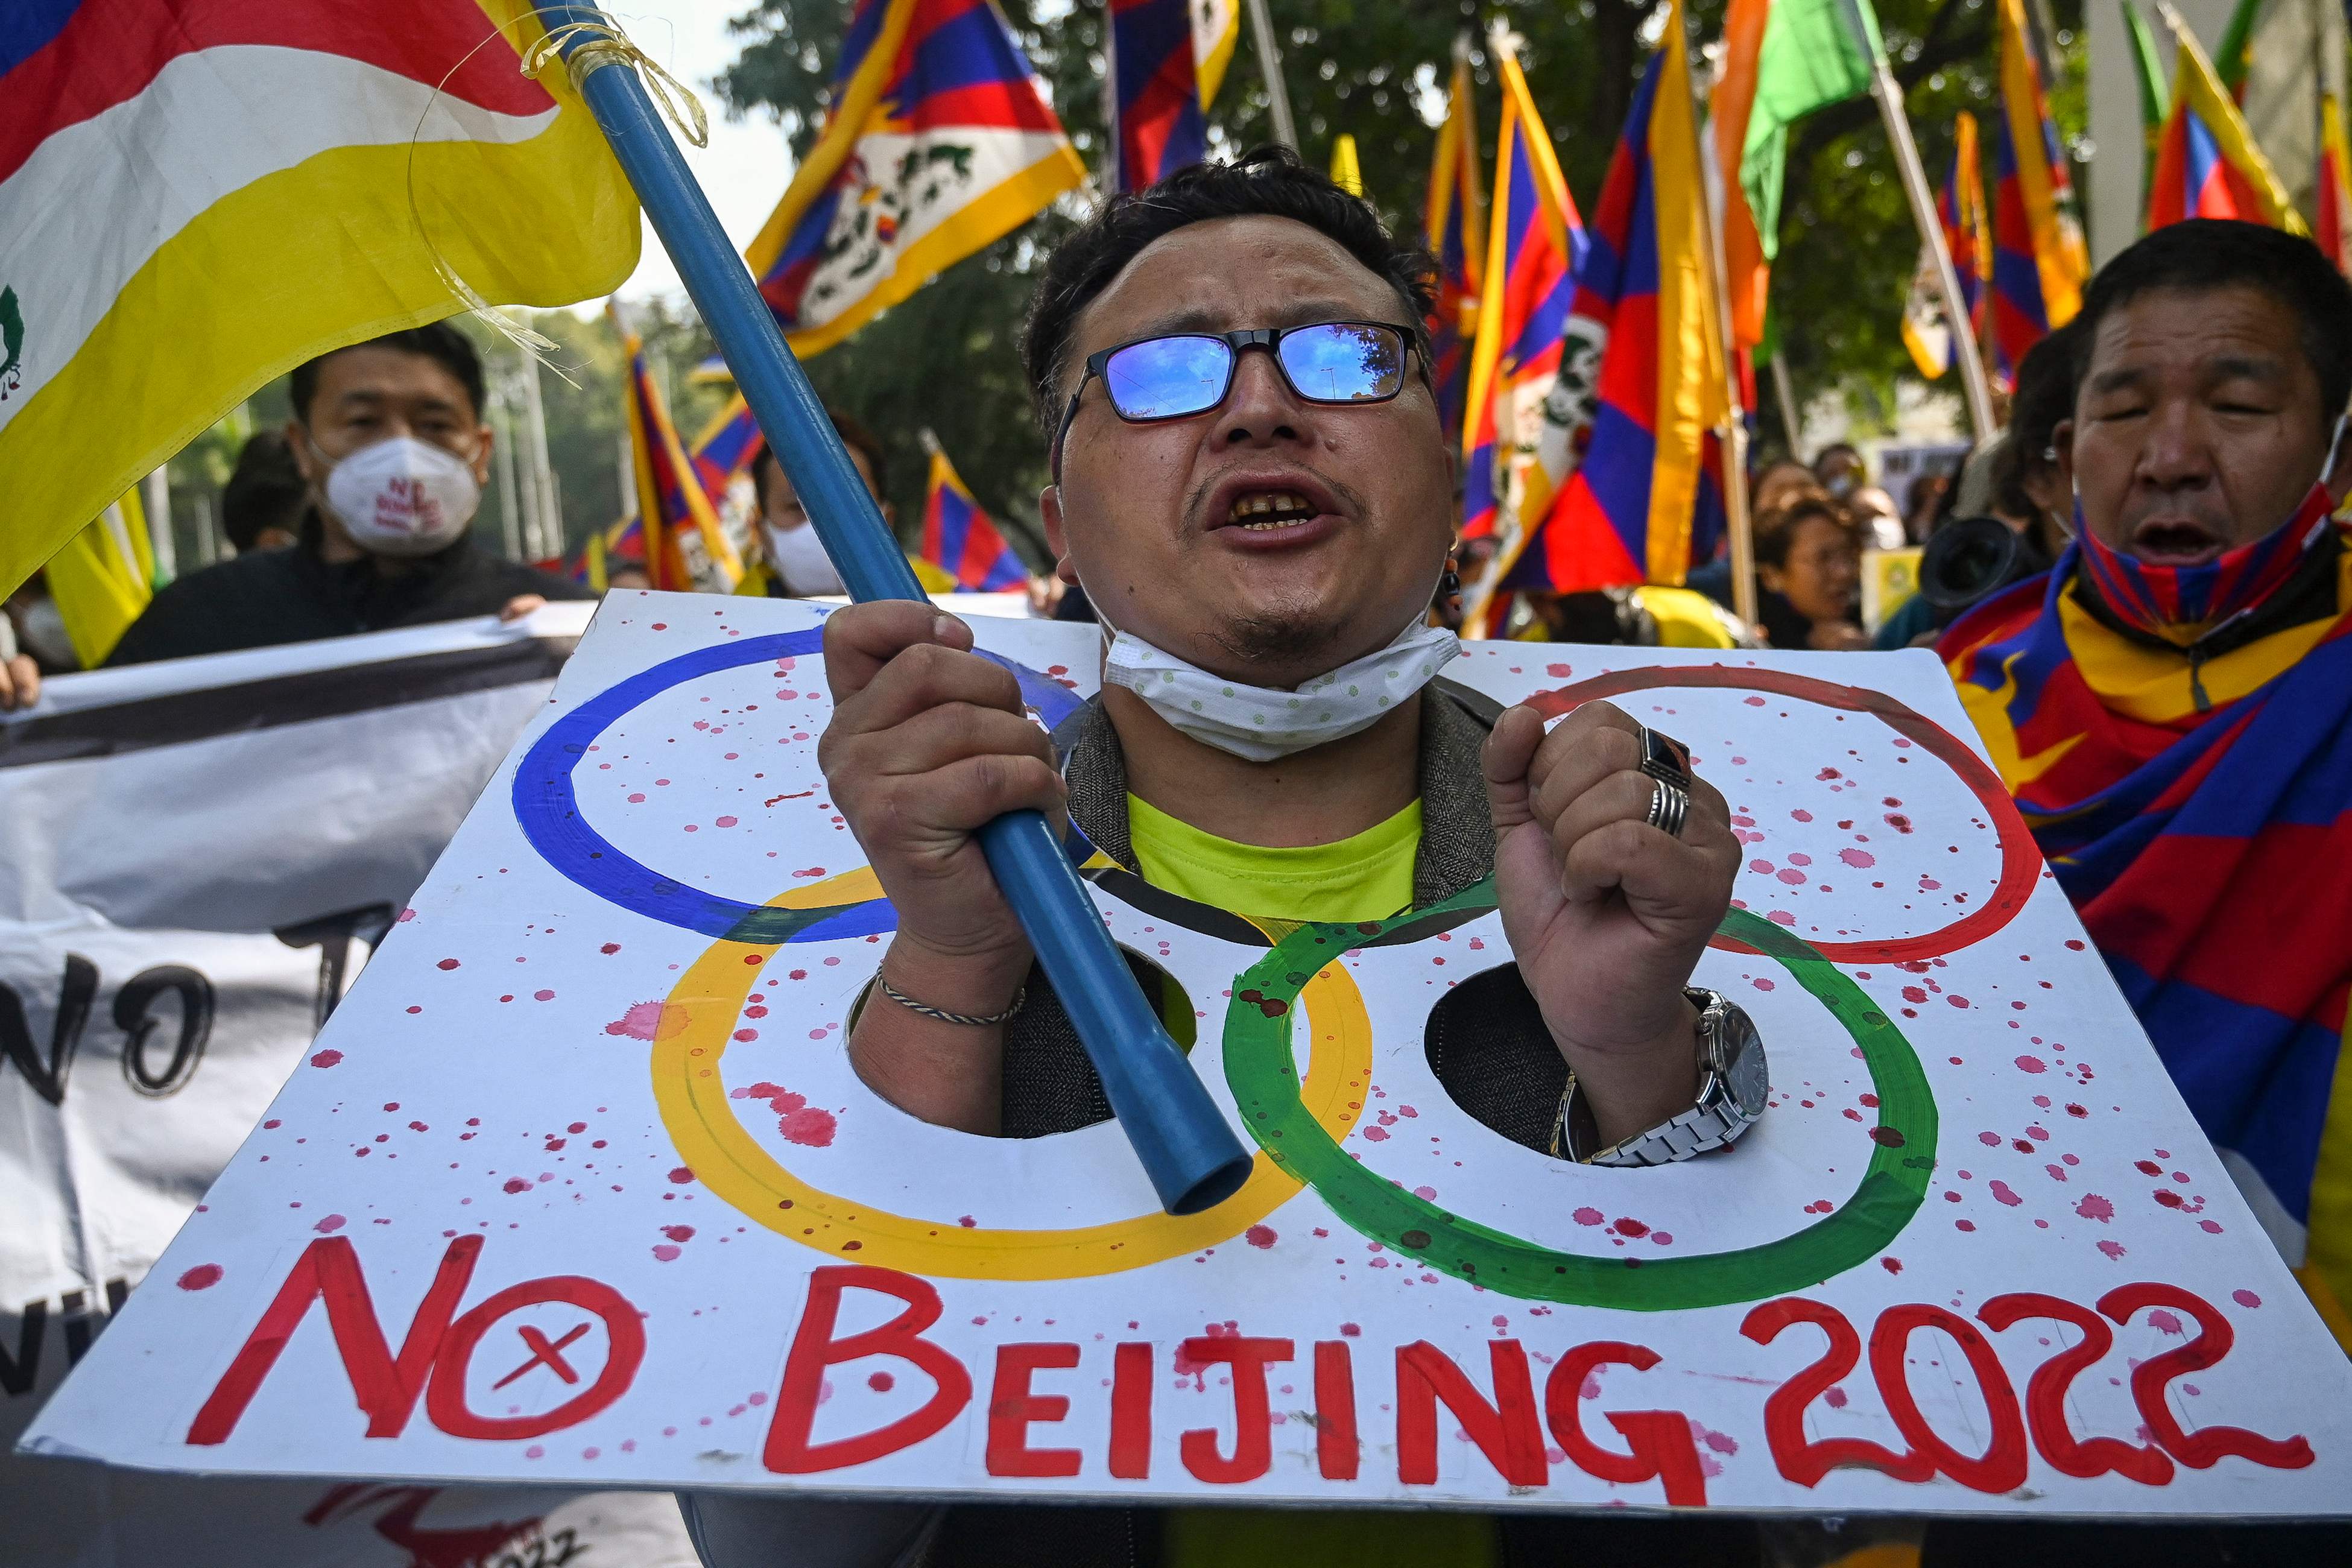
[1834,0,1998,441]
[1768,352,1805,455]
[1690,16,1760,628]
[534,5,1252,1218]
[1244,0,1300,148]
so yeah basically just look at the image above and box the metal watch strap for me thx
[1551,988,1764,1167]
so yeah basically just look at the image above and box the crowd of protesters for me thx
[4,146,2349,1566]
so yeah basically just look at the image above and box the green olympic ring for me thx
[1222,879,1936,1310]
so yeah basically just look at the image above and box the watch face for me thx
[1723,1017,1770,1118]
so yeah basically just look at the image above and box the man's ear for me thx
[470,422,495,487]
[285,419,321,485]
[1757,563,1786,595]
[1040,484,1077,583]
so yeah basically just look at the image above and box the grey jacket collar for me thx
[1055,684,1497,911]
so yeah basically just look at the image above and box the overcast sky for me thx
[600,2,799,306]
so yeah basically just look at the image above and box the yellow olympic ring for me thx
[650,896,1373,1279]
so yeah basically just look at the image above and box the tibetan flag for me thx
[691,394,765,501]
[1990,0,2088,378]
[615,305,741,595]
[46,488,155,668]
[1490,0,1727,601]
[748,0,1085,356]
[1457,40,1585,546]
[2147,14,2307,236]
[1424,42,1486,449]
[2321,94,2352,273]
[1329,134,1364,197]
[920,443,1028,590]
[1108,0,1238,191]
[0,0,639,599]
[1903,112,1990,379]
[1713,0,1877,352]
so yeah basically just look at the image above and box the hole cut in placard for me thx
[999,946,1200,1139]
[1421,963,1569,1155]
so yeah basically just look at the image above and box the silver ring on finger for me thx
[1645,777,1690,840]
[1635,724,1694,791]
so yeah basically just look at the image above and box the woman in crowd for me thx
[1754,493,1867,650]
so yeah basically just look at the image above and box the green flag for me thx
[2120,1,2167,184]
[1718,0,1880,346]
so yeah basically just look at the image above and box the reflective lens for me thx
[1277,322,1406,403]
[1102,336,1234,420]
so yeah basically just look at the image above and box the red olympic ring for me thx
[1525,665,2040,965]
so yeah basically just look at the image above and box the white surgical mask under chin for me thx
[765,520,845,596]
[1098,602,1462,763]
[315,435,481,557]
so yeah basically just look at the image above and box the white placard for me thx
[25,590,2352,1522]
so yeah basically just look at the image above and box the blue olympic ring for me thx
[514,627,1084,944]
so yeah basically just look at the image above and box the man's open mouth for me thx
[1227,490,1322,530]
[2130,519,2227,567]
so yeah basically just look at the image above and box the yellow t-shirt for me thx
[1125,791,1498,1568]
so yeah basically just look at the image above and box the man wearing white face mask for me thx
[735,406,958,599]
[107,324,593,666]
[683,151,1763,1568]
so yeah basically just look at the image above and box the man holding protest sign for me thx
[689,148,1765,1565]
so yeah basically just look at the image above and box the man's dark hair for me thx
[1994,316,2082,519]
[1020,146,1437,438]
[754,408,888,513]
[220,431,312,552]
[1810,441,1862,477]
[2071,218,2352,418]
[289,323,487,425]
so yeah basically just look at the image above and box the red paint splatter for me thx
[309,1049,342,1068]
[1880,1257,1903,1274]
[1572,1207,1605,1227]
[2014,1055,2047,1074]
[604,1001,689,1041]
[533,988,555,1002]
[1838,848,1876,868]
[1989,1181,2023,1207]
[653,1244,681,1262]
[731,1081,838,1146]
[668,1166,696,1184]
[2098,1240,2128,1260]
[1245,1225,1277,1249]
[663,1225,695,1243]
[2233,1289,2262,1309]
[1611,1217,1650,1239]
[314,1214,346,1233]
[2076,1194,2114,1222]
[601,942,622,955]
[868,1371,896,1392]
[437,958,460,971]
[177,1264,223,1290]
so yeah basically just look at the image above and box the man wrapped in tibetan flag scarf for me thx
[0,0,640,599]
[746,0,1085,356]
[921,440,1029,590]
[1481,0,1724,614]
[1941,221,2352,1344]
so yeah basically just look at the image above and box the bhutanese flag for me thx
[1990,0,2087,378]
[920,441,1028,590]
[46,487,156,668]
[1713,0,1876,352]
[0,0,639,600]
[1903,112,1990,380]
[1458,38,1584,547]
[615,303,741,594]
[2321,94,2352,273]
[1424,39,1485,450]
[2147,12,2307,236]
[1486,0,1727,605]
[1108,0,1238,191]
[748,0,1084,356]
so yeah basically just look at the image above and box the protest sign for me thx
[25,592,2352,1521]
[2,607,697,1566]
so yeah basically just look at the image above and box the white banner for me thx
[2,605,695,1566]
[23,592,2352,1524]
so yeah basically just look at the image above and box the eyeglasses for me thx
[1052,321,1420,475]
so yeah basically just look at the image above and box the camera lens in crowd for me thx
[1917,515,2047,626]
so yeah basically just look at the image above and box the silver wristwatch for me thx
[1551,987,1769,1166]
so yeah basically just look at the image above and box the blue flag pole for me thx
[534,5,1251,1216]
